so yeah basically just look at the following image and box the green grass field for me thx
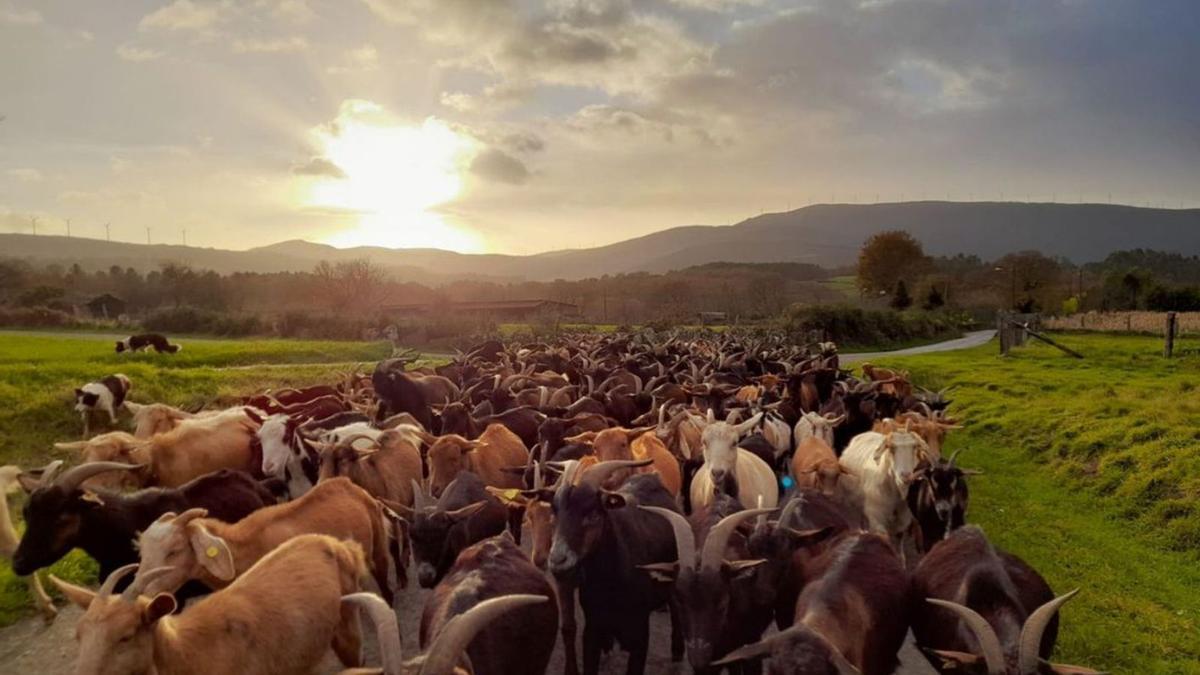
[0,332,1197,673]
[879,334,1200,674]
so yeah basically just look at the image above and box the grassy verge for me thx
[878,334,1200,674]
[0,335,397,626]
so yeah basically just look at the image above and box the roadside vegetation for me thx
[882,334,1200,673]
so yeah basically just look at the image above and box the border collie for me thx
[75,374,132,437]
[116,333,181,354]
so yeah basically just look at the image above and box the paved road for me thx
[841,329,996,363]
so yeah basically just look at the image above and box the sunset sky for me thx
[1,0,1197,254]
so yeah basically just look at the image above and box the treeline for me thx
[856,232,1200,314]
[0,257,841,328]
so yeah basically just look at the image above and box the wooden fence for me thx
[1044,311,1200,334]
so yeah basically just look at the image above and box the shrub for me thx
[0,305,82,328]
[784,304,962,348]
[144,306,263,337]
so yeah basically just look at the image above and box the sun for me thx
[304,101,483,252]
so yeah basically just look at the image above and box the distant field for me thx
[0,334,397,625]
[881,334,1200,673]
[820,274,860,299]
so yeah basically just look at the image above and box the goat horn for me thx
[778,494,805,528]
[947,448,964,468]
[343,592,403,675]
[419,594,549,675]
[639,506,696,570]
[54,461,142,492]
[555,460,581,491]
[700,509,773,573]
[97,563,138,599]
[925,599,1006,674]
[338,433,379,448]
[916,402,934,418]
[580,458,653,488]
[533,459,544,491]
[122,566,175,602]
[26,459,64,486]
[1017,589,1080,674]
[411,479,431,511]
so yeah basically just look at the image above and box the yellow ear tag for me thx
[501,488,521,501]
[205,546,219,559]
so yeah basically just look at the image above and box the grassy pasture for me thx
[880,334,1200,674]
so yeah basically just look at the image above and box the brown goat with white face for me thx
[52,534,367,675]
[132,477,396,605]
[426,423,528,498]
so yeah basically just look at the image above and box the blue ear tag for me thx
[781,476,795,489]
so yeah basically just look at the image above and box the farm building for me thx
[384,299,579,321]
[85,293,126,318]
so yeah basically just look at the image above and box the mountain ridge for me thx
[3,202,1197,282]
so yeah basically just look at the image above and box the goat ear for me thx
[722,558,767,580]
[600,490,627,510]
[637,562,679,583]
[16,472,43,493]
[921,648,984,670]
[49,575,97,609]
[189,525,236,581]
[445,500,488,522]
[564,431,597,445]
[142,594,176,624]
[785,526,836,548]
[624,426,653,441]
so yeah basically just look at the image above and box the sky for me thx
[0,0,1197,255]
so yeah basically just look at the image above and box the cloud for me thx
[116,43,164,62]
[231,36,308,54]
[292,157,346,178]
[666,0,762,10]
[271,0,316,23]
[139,0,231,38]
[0,4,42,25]
[325,44,378,74]
[440,81,532,114]
[5,168,43,182]
[469,148,530,185]
[565,104,722,146]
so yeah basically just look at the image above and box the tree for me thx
[312,259,389,314]
[857,230,930,295]
[923,284,945,310]
[890,279,913,310]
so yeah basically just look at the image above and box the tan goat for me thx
[567,427,682,496]
[52,534,367,675]
[53,432,148,491]
[0,465,57,622]
[426,423,528,498]
[132,477,396,604]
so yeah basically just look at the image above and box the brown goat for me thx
[131,477,396,604]
[52,534,368,675]
[427,424,528,498]
[318,428,424,507]
[53,432,148,491]
[791,434,845,497]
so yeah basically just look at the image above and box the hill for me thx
[3,202,1197,281]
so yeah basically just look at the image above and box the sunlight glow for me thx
[305,100,483,252]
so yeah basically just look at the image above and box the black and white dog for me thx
[74,374,132,437]
[115,333,181,354]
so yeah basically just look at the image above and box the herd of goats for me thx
[0,333,1105,675]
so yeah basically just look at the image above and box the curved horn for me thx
[25,459,64,486]
[97,563,138,599]
[533,458,544,491]
[947,448,964,468]
[411,479,431,511]
[639,506,696,569]
[700,508,773,573]
[916,401,934,418]
[122,566,175,602]
[54,461,142,492]
[778,494,805,528]
[337,433,380,449]
[1017,589,1080,674]
[580,458,653,488]
[343,592,403,675]
[419,594,549,675]
[925,599,1006,674]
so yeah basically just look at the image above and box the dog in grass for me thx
[115,333,181,354]
[74,374,131,437]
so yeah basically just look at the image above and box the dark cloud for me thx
[470,148,531,185]
[291,157,346,178]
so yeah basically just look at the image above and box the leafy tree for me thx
[857,230,930,295]
[890,279,913,310]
